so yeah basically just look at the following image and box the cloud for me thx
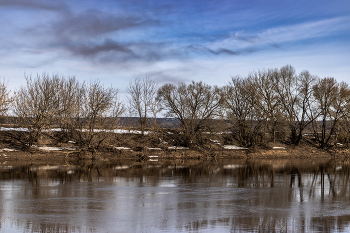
[140,70,190,84]
[67,39,134,57]
[4,0,349,69]
[186,44,258,56]
[258,17,350,44]
[0,0,68,12]
[53,9,159,38]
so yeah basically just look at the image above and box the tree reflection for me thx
[0,158,350,232]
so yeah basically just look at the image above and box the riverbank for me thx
[0,128,348,163]
[0,143,348,166]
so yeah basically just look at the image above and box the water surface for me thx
[0,159,349,232]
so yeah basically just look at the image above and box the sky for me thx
[0,0,349,98]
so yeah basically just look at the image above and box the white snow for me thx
[168,146,189,150]
[146,147,162,150]
[223,145,247,150]
[0,127,153,135]
[0,148,18,152]
[114,165,130,170]
[114,146,132,150]
[223,164,246,169]
[273,147,286,150]
[0,127,29,132]
[36,146,79,151]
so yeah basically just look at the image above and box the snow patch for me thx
[210,139,221,145]
[0,148,18,152]
[114,146,132,150]
[223,145,247,150]
[223,164,246,169]
[168,146,189,150]
[273,147,286,150]
[36,146,79,151]
[146,147,162,150]
[114,165,130,170]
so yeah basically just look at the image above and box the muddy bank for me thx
[0,144,347,166]
[0,129,348,163]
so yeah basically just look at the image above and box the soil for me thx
[0,128,348,165]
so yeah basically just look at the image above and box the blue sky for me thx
[0,0,349,97]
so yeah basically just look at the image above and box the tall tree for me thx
[81,81,124,148]
[13,73,61,146]
[222,76,266,147]
[157,81,222,147]
[127,77,158,135]
[0,78,12,123]
[273,65,317,144]
[250,68,281,142]
[312,77,350,148]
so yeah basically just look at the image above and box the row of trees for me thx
[0,65,349,149]
[1,74,124,148]
[129,65,350,149]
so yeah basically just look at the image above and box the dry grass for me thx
[0,128,346,162]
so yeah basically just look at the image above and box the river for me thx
[0,158,349,232]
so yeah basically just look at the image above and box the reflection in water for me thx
[0,159,350,232]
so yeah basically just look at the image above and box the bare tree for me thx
[312,77,350,148]
[273,66,317,144]
[13,73,60,147]
[0,78,12,123]
[127,77,158,135]
[80,81,124,148]
[222,77,266,147]
[250,69,281,142]
[56,76,83,142]
[157,81,222,147]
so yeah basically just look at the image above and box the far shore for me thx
[0,143,348,165]
[1,126,349,163]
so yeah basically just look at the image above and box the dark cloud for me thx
[54,9,159,38]
[67,39,135,57]
[60,38,184,63]
[0,0,68,12]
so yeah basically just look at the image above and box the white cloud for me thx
[208,16,350,50]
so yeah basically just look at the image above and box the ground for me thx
[0,127,348,164]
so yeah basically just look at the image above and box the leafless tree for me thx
[273,65,317,144]
[312,77,350,148]
[157,81,222,147]
[249,68,281,142]
[0,78,12,123]
[127,77,158,135]
[221,76,266,147]
[55,76,84,142]
[13,73,60,147]
[80,81,124,148]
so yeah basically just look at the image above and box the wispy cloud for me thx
[259,17,350,44]
[206,16,350,53]
[0,0,68,12]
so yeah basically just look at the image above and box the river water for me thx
[0,158,349,232]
